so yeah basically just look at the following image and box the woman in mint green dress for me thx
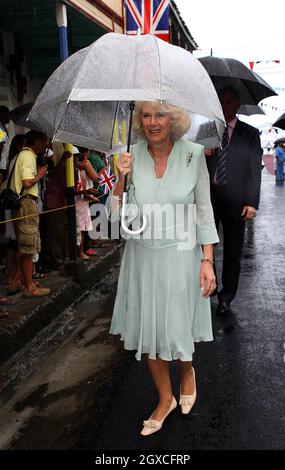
[108,101,219,436]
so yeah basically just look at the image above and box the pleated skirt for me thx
[110,239,213,361]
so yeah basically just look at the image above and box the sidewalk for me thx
[0,241,122,365]
[262,153,275,175]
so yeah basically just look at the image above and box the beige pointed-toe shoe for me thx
[141,396,177,436]
[179,367,197,414]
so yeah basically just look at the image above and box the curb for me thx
[0,243,122,366]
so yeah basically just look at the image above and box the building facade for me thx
[0,1,197,132]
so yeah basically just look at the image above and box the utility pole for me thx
[56,2,78,265]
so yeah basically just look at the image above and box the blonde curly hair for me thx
[132,101,191,141]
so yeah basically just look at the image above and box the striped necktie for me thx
[216,125,229,185]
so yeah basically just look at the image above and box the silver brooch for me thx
[186,151,193,167]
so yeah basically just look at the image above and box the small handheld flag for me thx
[98,164,116,195]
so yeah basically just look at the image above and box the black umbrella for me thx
[273,112,285,130]
[274,137,285,146]
[9,102,43,132]
[198,57,277,105]
[238,104,265,116]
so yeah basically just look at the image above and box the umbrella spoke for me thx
[28,32,228,235]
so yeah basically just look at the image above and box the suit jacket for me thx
[206,119,263,219]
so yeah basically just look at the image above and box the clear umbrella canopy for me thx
[29,33,225,153]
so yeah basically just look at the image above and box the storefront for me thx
[0,1,197,110]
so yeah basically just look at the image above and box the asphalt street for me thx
[75,166,285,451]
[0,165,284,451]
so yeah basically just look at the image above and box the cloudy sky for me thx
[174,0,285,60]
[174,0,285,125]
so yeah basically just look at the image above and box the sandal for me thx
[23,286,51,298]
[0,296,14,306]
[85,248,97,256]
[0,307,8,318]
[6,286,22,296]
[33,281,42,288]
[80,253,90,260]
[32,272,45,279]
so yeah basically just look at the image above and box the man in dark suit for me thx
[206,86,263,316]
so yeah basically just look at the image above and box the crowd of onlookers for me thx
[0,105,113,318]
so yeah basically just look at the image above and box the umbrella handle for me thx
[121,101,147,234]
[123,101,135,192]
[121,192,147,235]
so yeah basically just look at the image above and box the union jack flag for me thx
[124,0,170,42]
[98,164,116,195]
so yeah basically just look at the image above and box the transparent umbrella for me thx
[29,33,225,234]
[29,33,225,149]
[189,104,265,150]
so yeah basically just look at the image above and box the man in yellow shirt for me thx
[11,130,50,297]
